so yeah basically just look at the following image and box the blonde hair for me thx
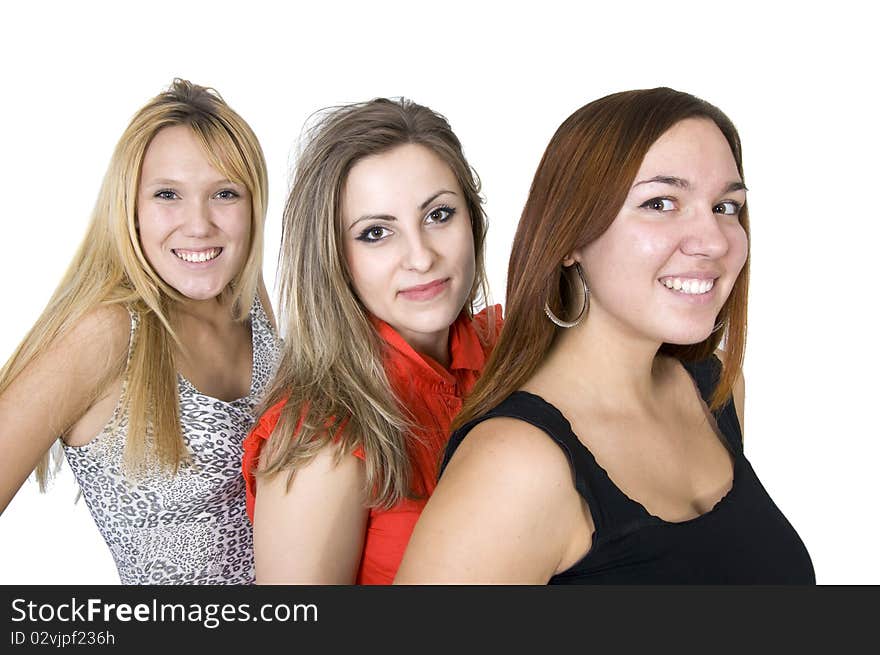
[258,98,491,509]
[0,78,269,488]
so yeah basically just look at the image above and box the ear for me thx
[561,252,581,268]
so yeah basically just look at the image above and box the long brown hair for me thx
[258,98,491,509]
[455,87,749,430]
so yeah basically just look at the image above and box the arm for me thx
[395,417,586,584]
[253,441,369,584]
[0,304,129,514]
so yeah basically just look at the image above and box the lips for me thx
[398,278,449,301]
[172,247,223,263]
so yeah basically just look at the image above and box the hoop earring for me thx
[544,262,589,328]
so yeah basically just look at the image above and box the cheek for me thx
[344,244,389,305]
[628,226,679,262]
[724,223,750,273]
[453,224,476,279]
[585,222,677,284]
[135,213,165,256]
[224,207,253,242]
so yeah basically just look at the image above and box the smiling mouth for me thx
[172,247,222,263]
[658,276,716,295]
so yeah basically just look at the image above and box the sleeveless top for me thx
[441,356,815,584]
[242,306,503,584]
[63,296,280,585]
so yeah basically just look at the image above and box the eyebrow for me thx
[632,175,748,193]
[420,189,456,210]
[348,189,457,230]
[144,178,239,187]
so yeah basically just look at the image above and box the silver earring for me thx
[544,262,589,328]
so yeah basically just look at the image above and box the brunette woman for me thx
[397,88,814,584]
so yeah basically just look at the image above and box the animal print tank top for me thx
[63,296,279,584]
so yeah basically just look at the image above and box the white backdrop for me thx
[1,1,876,584]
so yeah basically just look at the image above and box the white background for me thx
[1,1,876,584]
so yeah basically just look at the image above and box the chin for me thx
[404,304,462,333]
[659,324,716,346]
[166,280,228,302]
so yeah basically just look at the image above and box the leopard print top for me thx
[63,296,279,585]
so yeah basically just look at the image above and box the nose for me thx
[402,230,437,272]
[680,206,730,259]
[182,197,214,238]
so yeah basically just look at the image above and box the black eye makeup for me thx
[214,189,241,200]
[154,189,178,200]
[639,197,676,212]
[425,205,456,224]
[355,225,393,243]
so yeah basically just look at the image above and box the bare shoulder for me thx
[443,415,580,531]
[445,415,575,489]
[253,437,367,584]
[70,303,130,347]
[17,303,130,387]
[396,416,582,583]
[0,304,132,508]
[60,304,131,377]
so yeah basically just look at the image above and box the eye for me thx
[214,189,240,200]
[355,225,392,243]
[640,197,675,212]
[713,200,742,216]
[154,189,178,200]
[425,205,456,224]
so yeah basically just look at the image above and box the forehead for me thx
[141,125,227,181]
[342,143,460,211]
[635,118,740,184]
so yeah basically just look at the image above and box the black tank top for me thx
[441,356,815,584]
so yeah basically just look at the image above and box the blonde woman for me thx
[242,98,500,584]
[0,79,279,584]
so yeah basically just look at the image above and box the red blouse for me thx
[242,306,502,584]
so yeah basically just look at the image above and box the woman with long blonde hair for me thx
[397,88,814,584]
[243,97,500,584]
[0,79,279,584]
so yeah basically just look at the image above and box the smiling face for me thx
[136,125,252,302]
[573,117,749,346]
[341,143,476,357]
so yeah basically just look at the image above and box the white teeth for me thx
[661,277,715,295]
[174,248,220,263]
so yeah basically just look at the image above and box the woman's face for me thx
[136,125,252,302]
[575,117,749,345]
[341,143,475,353]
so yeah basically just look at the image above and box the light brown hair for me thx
[258,98,491,509]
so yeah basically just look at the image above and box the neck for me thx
[172,293,237,327]
[403,327,451,369]
[539,304,668,411]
